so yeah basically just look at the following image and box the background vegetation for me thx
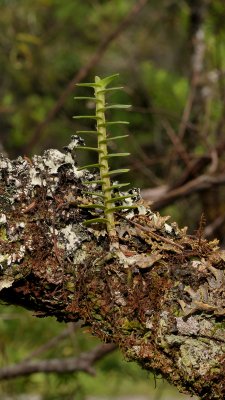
[1,0,225,398]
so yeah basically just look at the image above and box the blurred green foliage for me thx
[0,305,185,400]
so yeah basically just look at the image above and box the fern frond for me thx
[74,74,136,239]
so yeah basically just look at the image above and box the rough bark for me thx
[1,141,225,400]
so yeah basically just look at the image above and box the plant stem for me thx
[95,76,116,238]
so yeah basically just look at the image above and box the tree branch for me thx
[1,145,225,399]
[142,172,225,210]
[23,322,80,362]
[0,343,116,380]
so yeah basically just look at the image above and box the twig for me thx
[0,343,116,380]
[24,0,148,154]
[117,213,183,250]
[23,323,79,362]
[141,173,225,210]
[178,86,196,140]
[161,119,191,167]
[204,215,225,238]
[178,0,207,139]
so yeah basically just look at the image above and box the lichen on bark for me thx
[0,139,225,400]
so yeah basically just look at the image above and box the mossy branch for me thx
[0,149,225,399]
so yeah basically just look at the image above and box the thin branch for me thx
[177,86,196,139]
[169,136,225,190]
[141,172,225,210]
[204,215,225,238]
[1,149,225,398]
[24,0,148,154]
[23,322,80,362]
[0,343,117,380]
[161,119,192,167]
[178,0,208,139]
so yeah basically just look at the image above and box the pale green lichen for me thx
[178,338,223,376]
[0,142,93,272]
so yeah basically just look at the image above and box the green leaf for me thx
[74,97,97,101]
[106,135,129,141]
[106,194,136,203]
[73,115,100,120]
[105,104,131,110]
[78,163,101,170]
[83,218,108,225]
[98,74,119,87]
[79,204,105,209]
[103,169,130,177]
[99,135,129,144]
[82,191,105,198]
[75,146,103,152]
[103,121,129,126]
[106,205,137,213]
[76,130,98,134]
[76,82,100,88]
[98,86,123,93]
[104,183,130,191]
[102,153,130,159]
[98,105,130,112]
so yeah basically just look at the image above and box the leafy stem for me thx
[74,74,136,241]
[95,76,116,236]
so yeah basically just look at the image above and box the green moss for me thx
[65,282,75,292]
[122,318,143,332]
[0,226,7,240]
[210,367,221,374]
[214,322,225,330]
[93,313,102,321]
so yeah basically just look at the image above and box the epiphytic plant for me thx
[74,74,136,240]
